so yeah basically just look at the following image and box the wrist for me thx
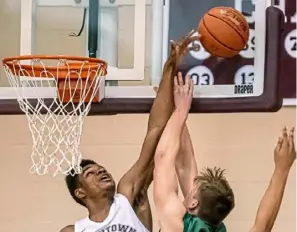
[173,108,188,122]
[273,167,290,178]
[163,58,177,71]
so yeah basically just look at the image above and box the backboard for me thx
[0,0,290,114]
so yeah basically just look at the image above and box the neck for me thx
[87,195,114,223]
[187,208,199,216]
[196,212,221,227]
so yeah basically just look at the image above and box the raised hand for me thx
[166,30,201,67]
[174,72,193,115]
[274,127,296,172]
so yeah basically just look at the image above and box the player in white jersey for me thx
[59,30,200,232]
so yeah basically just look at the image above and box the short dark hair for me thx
[65,159,97,206]
[196,167,235,225]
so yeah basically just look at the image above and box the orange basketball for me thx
[198,7,249,58]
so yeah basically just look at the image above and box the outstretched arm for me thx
[59,225,74,232]
[117,31,199,205]
[176,125,198,198]
[250,128,296,232]
[117,55,175,231]
[154,75,193,232]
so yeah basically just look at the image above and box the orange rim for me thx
[2,55,108,79]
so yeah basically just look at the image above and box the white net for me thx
[3,56,107,176]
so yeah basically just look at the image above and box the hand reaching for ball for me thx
[165,30,201,67]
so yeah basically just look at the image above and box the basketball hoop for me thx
[2,55,107,176]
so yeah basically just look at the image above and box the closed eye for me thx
[83,167,97,178]
[86,170,97,177]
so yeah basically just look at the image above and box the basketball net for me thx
[2,55,107,176]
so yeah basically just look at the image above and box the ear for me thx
[188,199,198,210]
[74,188,86,200]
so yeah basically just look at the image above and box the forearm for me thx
[176,125,198,197]
[155,110,187,165]
[117,60,176,201]
[154,110,188,214]
[253,168,289,231]
[147,59,176,131]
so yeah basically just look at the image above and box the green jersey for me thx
[183,213,227,232]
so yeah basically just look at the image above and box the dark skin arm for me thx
[117,30,200,231]
[59,225,74,232]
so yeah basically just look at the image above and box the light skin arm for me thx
[175,125,198,197]
[154,75,193,232]
[249,128,295,232]
[249,169,289,232]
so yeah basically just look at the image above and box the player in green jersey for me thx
[153,72,296,232]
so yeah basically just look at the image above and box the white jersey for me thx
[75,194,149,232]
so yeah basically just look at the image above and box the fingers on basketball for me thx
[169,40,178,57]
[170,40,176,49]
[185,29,196,41]
[176,30,195,51]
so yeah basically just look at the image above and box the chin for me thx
[100,180,116,191]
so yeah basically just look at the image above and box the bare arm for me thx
[116,45,177,232]
[176,125,198,197]
[154,110,188,232]
[117,31,198,205]
[117,62,175,204]
[250,128,295,232]
[154,75,193,232]
[249,170,289,232]
[60,225,74,232]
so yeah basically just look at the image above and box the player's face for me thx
[79,164,116,198]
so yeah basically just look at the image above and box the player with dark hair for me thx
[60,30,200,232]
[153,72,296,232]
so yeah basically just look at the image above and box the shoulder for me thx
[60,225,74,232]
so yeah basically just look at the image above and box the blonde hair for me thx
[196,167,235,225]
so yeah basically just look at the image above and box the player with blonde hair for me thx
[153,71,296,232]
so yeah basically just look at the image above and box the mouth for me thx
[99,173,111,182]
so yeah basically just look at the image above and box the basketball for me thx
[198,7,249,58]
